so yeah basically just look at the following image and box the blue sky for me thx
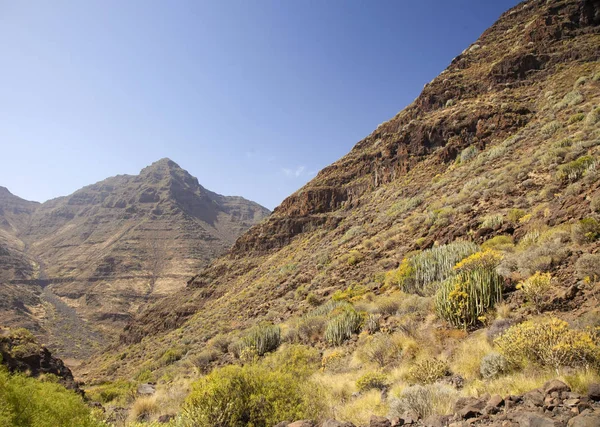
[0,0,520,210]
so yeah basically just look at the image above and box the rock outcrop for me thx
[0,327,81,394]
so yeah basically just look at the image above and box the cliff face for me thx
[231,0,599,256]
[0,328,81,393]
[0,159,269,360]
[108,0,600,380]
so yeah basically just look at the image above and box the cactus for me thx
[238,323,281,356]
[397,241,479,295]
[435,254,503,329]
[324,306,363,345]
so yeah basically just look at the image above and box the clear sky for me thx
[0,0,520,210]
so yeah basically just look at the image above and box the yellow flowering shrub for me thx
[494,317,600,370]
[516,272,552,312]
[384,257,415,290]
[321,350,345,372]
[405,358,449,385]
[436,251,503,329]
[453,250,503,273]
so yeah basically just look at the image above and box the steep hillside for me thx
[77,3,600,424]
[0,188,40,333]
[0,159,269,360]
[112,0,600,357]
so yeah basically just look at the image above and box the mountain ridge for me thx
[0,158,270,360]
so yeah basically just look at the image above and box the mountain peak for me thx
[140,158,183,174]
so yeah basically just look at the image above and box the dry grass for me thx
[334,389,388,426]
[129,396,158,422]
[463,370,554,397]
[449,331,493,381]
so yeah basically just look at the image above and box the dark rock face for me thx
[0,329,81,394]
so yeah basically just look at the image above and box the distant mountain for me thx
[0,159,270,359]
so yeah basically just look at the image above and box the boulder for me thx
[567,413,600,427]
[544,380,570,395]
[288,421,316,427]
[523,389,545,407]
[458,405,482,419]
[423,414,451,427]
[587,383,600,401]
[137,383,156,395]
[487,395,504,408]
[510,412,562,427]
[370,415,391,427]
[454,396,486,413]
[322,420,356,427]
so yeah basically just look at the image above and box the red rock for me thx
[369,415,391,427]
[544,380,570,395]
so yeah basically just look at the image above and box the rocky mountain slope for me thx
[0,159,269,360]
[113,0,600,357]
[77,0,600,424]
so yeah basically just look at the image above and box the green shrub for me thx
[363,314,381,334]
[0,367,102,427]
[238,324,281,357]
[190,349,219,373]
[296,315,327,344]
[480,214,504,229]
[10,342,40,359]
[557,155,596,182]
[87,380,136,405]
[575,253,600,281]
[306,293,320,306]
[182,364,324,427]
[585,107,600,126]
[332,284,367,302]
[460,146,479,163]
[541,121,562,138]
[406,358,449,385]
[387,197,423,217]
[591,196,600,213]
[507,208,526,223]
[571,218,600,244]
[160,347,184,365]
[517,272,552,312]
[480,352,510,379]
[374,297,399,316]
[568,113,586,124]
[435,251,503,328]
[324,306,363,345]
[261,344,321,378]
[356,333,401,368]
[355,372,388,392]
[554,91,583,109]
[481,235,514,251]
[494,317,600,370]
[346,250,364,266]
[133,369,154,383]
[389,384,458,419]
